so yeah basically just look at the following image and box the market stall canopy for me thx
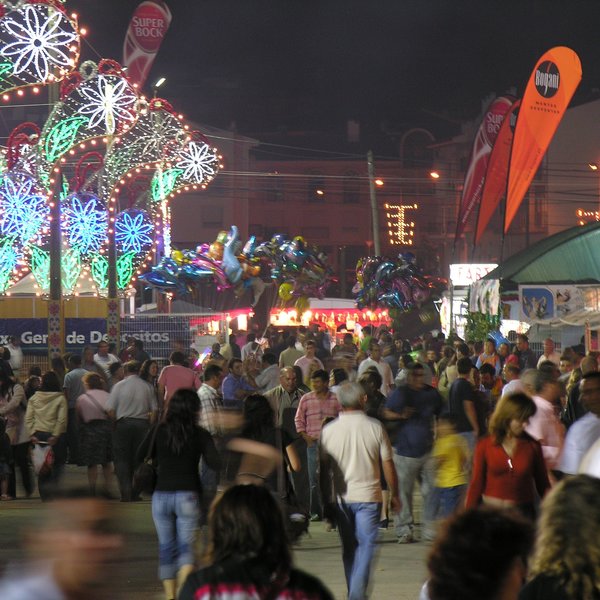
[484,222,600,285]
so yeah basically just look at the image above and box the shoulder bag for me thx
[132,424,160,494]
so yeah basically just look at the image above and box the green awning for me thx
[485,222,600,284]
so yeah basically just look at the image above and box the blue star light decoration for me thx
[0,172,48,246]
[115,208,153,254]
[62,193,108,255]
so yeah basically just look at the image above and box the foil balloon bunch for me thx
[254,234,333,312]
[139,225,266,305]
[353,253,446,310]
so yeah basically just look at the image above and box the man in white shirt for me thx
[320,382,399,600]
[254,353,280,393]
[560,371,600,474]
[525,370,564,471]
[536,338,561,368]
[293,339,324,385]
[7,336,23,380]
[93,341,120,379]
[357,341,394,396]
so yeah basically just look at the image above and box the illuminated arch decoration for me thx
[61,192,108,255]
[38,59,139,183]
[0,1,80,99]
[0,171,49,247]
[102,98,188,195]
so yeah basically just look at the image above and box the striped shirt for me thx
[294,391,341,439]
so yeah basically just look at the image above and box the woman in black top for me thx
[238,394,299,490]
[137,388,220,600]
[179,484,333,600]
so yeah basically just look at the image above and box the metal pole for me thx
[47,81,64,362]
[367,150,381,255]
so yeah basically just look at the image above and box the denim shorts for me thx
[151,490,200,580]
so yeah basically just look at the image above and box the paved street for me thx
[0,466,429,599]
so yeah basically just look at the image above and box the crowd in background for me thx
[1,323,600,599]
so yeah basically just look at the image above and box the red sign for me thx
[455,95,514,245]
[123,0,172,89]
[474,99,520,245]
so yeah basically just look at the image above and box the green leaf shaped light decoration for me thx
[44,115,89,164]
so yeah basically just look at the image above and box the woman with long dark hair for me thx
[136,388,220,600]
[0,369,31,498]
[25,371,68,500]
[179,484,333,599]
[238,394,300,489]
[465,393,551,519]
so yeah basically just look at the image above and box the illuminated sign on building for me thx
[576,208,600,225]
[385,203,417,246]
[449,263,498,287]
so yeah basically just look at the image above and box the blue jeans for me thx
[151,491,200,580]
[436,485,466,519]
[334,501,381,600]
[392,453,436,539]
[307,443,321,517]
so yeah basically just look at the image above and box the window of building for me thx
[202,205,224,228]
[304,226,329,239]
[343,170,361,203]
[266,176,284,202]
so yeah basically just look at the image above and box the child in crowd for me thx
[431,415,469,522]
[0,417,13,500]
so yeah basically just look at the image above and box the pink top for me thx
[158,364,201,404]
[525,395,565,470]
[76,389,110,423]
[294,391,341,439]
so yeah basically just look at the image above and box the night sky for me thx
[68,0,600,138]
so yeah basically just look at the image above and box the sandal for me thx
[1,494,14,500]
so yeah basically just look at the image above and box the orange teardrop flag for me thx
[504,47,582,234]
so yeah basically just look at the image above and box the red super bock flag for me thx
[122,0,172,89]
[504,47,582,233]
[474,98,520,246]
[454,95,515,249]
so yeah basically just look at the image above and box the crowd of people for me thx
[1,325,600,599]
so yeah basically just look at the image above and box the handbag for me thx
[132,424,159,494]
[32,443,54,476]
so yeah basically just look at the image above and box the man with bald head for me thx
[264,367,304,435]
[265,367,309,508]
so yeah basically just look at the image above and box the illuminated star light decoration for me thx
[115,209,153,254]
[61,192,108,255]
[38,59,139,182]
[0,2,80,97]
[0,171,49,246]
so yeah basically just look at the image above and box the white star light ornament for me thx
[0,171,49,247]
[0,3,80,96]
[79,75,137,135]
[39,61,140,179]
[175,141,220,183]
